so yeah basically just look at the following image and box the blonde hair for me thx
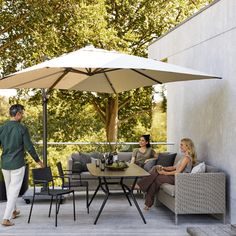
[181,138,197,165]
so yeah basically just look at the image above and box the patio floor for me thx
[0,191,226,236]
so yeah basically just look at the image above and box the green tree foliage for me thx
[0,96,9,124]
[0,0,214,143]
[1,0,214,183]
[151,102,167,147]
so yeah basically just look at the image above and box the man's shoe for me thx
[2,219,14,226]
[12,210,20,219]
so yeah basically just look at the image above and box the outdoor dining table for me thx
[87,163,150,224]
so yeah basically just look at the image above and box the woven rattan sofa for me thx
[156,164,226,224]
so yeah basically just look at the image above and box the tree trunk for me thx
[105,95,118,144]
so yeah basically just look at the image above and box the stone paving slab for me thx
[187,225,236,236]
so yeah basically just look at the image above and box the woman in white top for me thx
[136,138,197,210]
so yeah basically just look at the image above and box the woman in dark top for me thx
[130,135,158,168]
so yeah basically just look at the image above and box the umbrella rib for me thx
[48,69,70,91]
[95,68,121,74]
[104,72,117,94]
[132,69,162,84]
[70,68,121,76]
[70,68,90,75]
[86,68,92,74]
[4,70,63,89]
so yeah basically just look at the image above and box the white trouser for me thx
[2,166,25,220]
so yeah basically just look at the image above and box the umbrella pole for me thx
[42,88,48,167]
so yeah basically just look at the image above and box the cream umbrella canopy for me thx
[0,45,221,164]
[0,45,220,92]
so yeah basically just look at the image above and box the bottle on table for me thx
[100,155,106,171]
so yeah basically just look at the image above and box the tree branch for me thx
[0,13,28,35]
[90,97,106,123]
[118,96,132,110]
[0,33,25,52]
[118,109,151,126]
[189,0,197,6]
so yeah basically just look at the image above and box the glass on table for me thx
[95,159,100,167]
[113,155,118,162]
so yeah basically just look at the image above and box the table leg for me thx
[88,177,102,207]
[129,177,147,224]
[120,178,132,206]
[94,177,110,224]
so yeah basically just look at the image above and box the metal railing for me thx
[35,141,175,146]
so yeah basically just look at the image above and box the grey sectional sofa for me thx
[156,164,226,224]
[67,151,226,225]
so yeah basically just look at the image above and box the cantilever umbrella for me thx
[0,45,221,163]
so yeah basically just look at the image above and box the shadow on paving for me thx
[0,192,225,236]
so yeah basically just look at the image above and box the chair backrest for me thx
[32,167,53,183]
[56,162,64,178]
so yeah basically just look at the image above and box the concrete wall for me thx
[148,0,236,223]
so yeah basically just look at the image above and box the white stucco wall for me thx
[148,0,236,223]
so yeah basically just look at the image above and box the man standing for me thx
[0,104,44,226]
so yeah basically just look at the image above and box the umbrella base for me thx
[22,187,65,204]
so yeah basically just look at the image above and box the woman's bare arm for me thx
[158,156,190,175]
[163,166,176,171]
[130,156,135,164]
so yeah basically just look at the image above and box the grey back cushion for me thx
[71,152,103,172]
[205,165,219,173]
[144,152,177,172]
[193,161,219,173]
[118,152,133,162]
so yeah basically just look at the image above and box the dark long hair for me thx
[141,134,151,148]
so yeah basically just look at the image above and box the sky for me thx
[0,89,17,97]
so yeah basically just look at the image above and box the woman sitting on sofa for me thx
[136,137,196,210]
[130,134,158,168]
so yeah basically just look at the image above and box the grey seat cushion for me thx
[160,183,175,197]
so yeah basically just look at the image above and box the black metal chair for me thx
[28,167,76,227]
[56,162,89,213]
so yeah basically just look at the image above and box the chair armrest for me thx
[33,179,50,184]
[53,175,72,188]
[175,172,226,213]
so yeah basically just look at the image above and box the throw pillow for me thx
[143,152,177,172]
[71,152,92,172]
[156,152,177,167]
[143,159,156,172]
[90,152,103,159]
[72,161,84,173]
[191,162,206,173]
